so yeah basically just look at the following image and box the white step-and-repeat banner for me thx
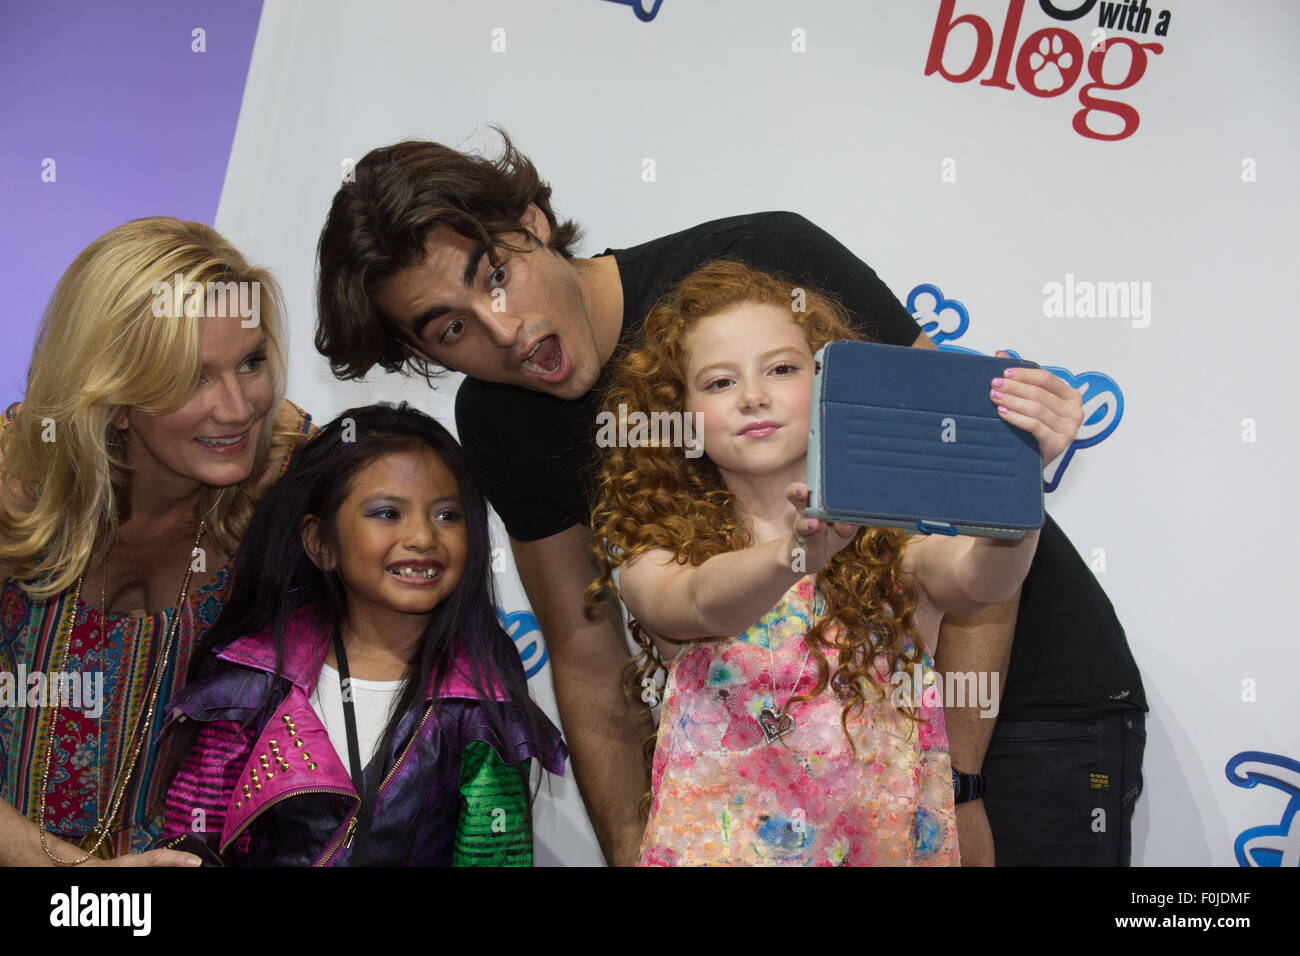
[9,1,1297,866]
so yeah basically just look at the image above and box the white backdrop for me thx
[212,0,1300,866]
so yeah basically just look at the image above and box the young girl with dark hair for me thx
[161,403,565,865]
[589,260,1084,866]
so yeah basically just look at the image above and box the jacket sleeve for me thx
[451,740,533,867]
[162,718,257,862]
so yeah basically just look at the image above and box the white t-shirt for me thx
[308,661,409,770]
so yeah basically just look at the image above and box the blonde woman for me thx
[0,218,313,865]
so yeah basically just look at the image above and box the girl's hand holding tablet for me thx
[784,481,856,575]
[988,349,1085,468]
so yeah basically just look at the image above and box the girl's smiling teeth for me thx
[387,562,444,579]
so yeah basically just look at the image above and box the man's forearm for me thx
[936,596,1018,867]
[935,595,1017,771]
[545,602,654,867]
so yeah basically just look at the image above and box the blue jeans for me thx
[982,712,1146,866]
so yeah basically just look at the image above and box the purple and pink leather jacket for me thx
[160,607,566,865]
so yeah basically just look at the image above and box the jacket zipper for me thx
[376,703,438,797]
[315,813,358,865]
[314,703,436,865]
[219,786,357,855]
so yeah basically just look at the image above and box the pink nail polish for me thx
[1005,369,1017,378]
[991,389,1003,399]
[998,406,1009,415]
[992,377,1004,387]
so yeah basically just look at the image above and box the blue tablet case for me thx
[806,341,1044,538]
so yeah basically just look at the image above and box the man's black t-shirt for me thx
[1009,513,1145,717]
[454,211,1146,720]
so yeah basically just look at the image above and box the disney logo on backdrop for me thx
[497,608,549,679]
[907,282,1123,492]
[600,0,663,22]
[1226,751,1300,867]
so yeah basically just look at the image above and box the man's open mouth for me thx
[521,335,563,375]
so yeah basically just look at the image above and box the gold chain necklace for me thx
[36,521,207,864]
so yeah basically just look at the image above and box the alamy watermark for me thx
[1042,273,1151,329]
[50,886,151,936]
[0,667,103,719]
[595,404,704,458]
[890,666,1000,718]
[151,274,260,327]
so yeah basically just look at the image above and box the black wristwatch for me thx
[952,769,986,804]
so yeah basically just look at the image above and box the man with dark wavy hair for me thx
[317,134,591,392]
[315,131,1147,868]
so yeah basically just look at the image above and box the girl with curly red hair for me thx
[588,260,1083,866]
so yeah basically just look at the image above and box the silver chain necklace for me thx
[756,615,812,744]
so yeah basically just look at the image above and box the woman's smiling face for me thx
[120,312,274,493]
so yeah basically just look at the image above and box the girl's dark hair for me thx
[315,127,582,383]
[165,402,555,810]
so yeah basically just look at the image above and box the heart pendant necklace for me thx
[757,618,812,744]
[757,707,795,743]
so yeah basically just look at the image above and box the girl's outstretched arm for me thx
[619,484,856,643]
[908,353,1083,613]
[908,530,1041,614]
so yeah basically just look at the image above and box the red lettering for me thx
[1073,38,1163,141]
[923,1,1163,142]
[980,0,1026,90]
[925,0,995,83]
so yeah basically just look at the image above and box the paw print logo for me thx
[1026,34,1075,94]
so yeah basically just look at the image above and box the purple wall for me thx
[0,0,263,400]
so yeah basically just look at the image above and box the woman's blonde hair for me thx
[586,260,924,768]
[0,217,302,598]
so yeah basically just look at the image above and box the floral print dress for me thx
[638,576,959,866]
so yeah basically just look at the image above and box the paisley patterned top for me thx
[0,400,312,857]
[638,576,959,866]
